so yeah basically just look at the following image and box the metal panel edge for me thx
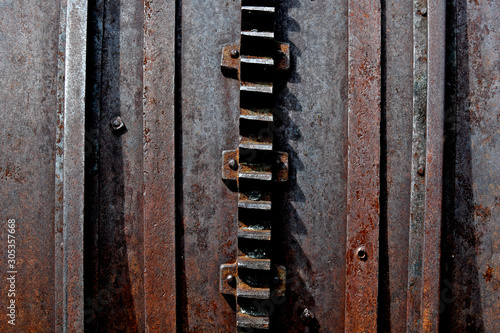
[421,0,446,331]
[55,0,88,331]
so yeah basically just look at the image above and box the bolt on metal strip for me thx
[344,0,382,330]
[406,0,429,331]
[220,0,290,330]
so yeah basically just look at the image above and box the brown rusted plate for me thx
[345,0,382,331]
[143,0,177,331]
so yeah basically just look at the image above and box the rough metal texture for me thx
[421,0,446,330]
[406,0,428,330]
[219,3,289,329]
[441,0,500,331]
[378,0,413,331]
[143,0,177,331]
[0,0,86,331]
[177,0,241,330]
[345,0,381,331]
[85,0,145,331]
[59,0,88,331]
[273,0,349,331]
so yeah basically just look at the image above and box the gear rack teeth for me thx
[220,0,289,330]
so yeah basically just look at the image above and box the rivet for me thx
[418,166,425,176]
[110,116,125,131]
[228,159,238,171]
[420,7,427,16]
[301,308,315,322]
[227,274,235,284]
[356,246,368,261]
[230,49,240,59]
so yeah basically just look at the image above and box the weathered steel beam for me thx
[55,0,88,331]
[421,0,446,330]
[345,0,382,331]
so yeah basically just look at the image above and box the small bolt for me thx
[110,116,125,131]
[301,308,315,322]
[420,7,427,16]
[228,159,238,171]
[230,49,240,59]
[418,166,425,176]
[357,246,368,261]
[227,274,235,284]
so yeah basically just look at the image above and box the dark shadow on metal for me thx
[84,0,139,331]
[272,1,321,332]
[440,0,484,330]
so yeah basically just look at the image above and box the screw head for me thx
[356,246,368,261]
[230,49,239,59]
[228,159,238,171]
[227,274,235,284]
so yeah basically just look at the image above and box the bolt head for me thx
[227,274,235,284]
[420,7,427,16]
[418,166,425,176]
[301,308,315,322]
[110,116,125,131]
[230,49,239,59]
[228,159,238,171]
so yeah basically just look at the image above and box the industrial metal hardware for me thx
[219,1,290,330]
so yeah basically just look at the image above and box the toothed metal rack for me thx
[219,1,290,330]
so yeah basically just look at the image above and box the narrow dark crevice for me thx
[377,0,390,331]
[174,0,186,331]
[440,0,458,330]
[83,0,104,331]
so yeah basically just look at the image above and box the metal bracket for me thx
[222,149,289,183]
[221,41,291,77]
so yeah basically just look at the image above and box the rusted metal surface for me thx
[274,0,349,331]
[84,0,146,331]
[345,0,381,331]
[59,0,88,331]
[177,0,240,330]
[378,0,413,331]
[221,42,291,76]
[0,0,86,331]
[440,0,500,331]
[143,0,177,331]
[219,3,290,329]
[1,0,499,331]
[406,0,429,330]
[420,0,446,331]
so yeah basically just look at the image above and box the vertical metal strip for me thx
[143,0,177,331]
[406,0,428,330]
[55,1,68,330]
[345,0,381,331]
[421,0,445,330]
[55,0,88,331]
